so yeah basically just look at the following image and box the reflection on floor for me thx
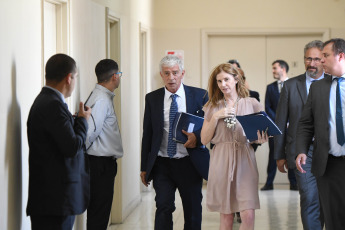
[109,184,303,230]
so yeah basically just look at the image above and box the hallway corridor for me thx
[110,184,303,230]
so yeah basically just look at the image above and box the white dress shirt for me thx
[85,84,124,158]
[305,72,324,95]
[158,84,189,158]
[329,74,345,156]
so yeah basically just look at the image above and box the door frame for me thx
[201,28,330,89]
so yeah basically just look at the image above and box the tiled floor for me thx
[109,184,303,230]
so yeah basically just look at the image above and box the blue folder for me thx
[172,112,209,180]
[236,111,282,142]
[172,112,204,144]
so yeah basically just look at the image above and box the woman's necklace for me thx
[223,97,240,129]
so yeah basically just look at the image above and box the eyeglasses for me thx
[304,57,321,64]
[115,72,123,77]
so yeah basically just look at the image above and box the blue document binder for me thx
[172,112,204,144]
[236,111,282,142]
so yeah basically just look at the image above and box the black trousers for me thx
[87,155,117,230]
[30,215,75,230]
[152,156,203,230]
[317,155,345,230]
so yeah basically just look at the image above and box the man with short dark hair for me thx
[26,53,91,230]
[261,59,297,191]
[275,40,325,230]
[296,38,345,229]
[85,59,124,230]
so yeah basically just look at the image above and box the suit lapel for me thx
[184,85,194,114]
[296,74,307,104]
[274,81,280,97]
[321,75,333,116]
[156,88,165,128]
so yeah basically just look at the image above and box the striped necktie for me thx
[167,94,178,158]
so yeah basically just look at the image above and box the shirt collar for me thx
[164,83,185,99]
[95,84,115,98]
[44,85,66,103]
[332,73,345,80]
[278,77,289,84]
[306,71,325,83]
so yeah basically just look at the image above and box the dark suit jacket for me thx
[265,81,280,121]
[26,87,90,216]
[274,74,308,168]
[141,84,209,181]
[296,75,333,177]
[249,90,260,102]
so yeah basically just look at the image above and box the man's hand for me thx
[296,153,307,173]
[182,130,197,148]
[78,102,91,120]
[277,159,288,173]
[140,171,150,187]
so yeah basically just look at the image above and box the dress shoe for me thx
[236,212,241,223]
[260,184,273,191]
[290,184,298,191]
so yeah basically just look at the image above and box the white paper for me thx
[187,123,195,132]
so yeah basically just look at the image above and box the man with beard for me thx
[275,40,325,230]
[296,38,345,229]
[262,60,297,191]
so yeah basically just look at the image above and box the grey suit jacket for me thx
[296,75,332,177]
[274,74,308,169]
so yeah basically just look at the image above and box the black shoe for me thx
[260,184,273,191]
[290,184,298,191]
[236,212,241,223]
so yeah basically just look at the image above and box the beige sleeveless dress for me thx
[204,97,263,214]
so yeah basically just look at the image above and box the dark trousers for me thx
[152,156,203,230]
[30,215,75,230]
[87,155,117,230]
[265,138,297,186]
[317,155,345,230]
[294,145,323,230]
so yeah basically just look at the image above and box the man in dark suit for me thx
[296,38,345,230]
[26,54,91,230]
[140,55,209,230]
[262,60,297,191]
[275,41,325,230]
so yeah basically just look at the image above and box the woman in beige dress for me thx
[201,63,268,230]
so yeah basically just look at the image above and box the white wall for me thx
[0,0,42,229]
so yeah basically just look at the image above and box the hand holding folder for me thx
[172,112,210,180]
[172,112,204,144]
[236,111,282,142]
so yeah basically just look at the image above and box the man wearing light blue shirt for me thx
[85,59,124,230]
[296,38,345,230]
[275,40,325,230]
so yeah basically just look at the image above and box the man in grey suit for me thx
[296,38,345,230]
[275,40,325,230]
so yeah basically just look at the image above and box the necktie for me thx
[335,77,345,146]
[311,80,317,84]
[278,81,283,93]
[167,94,178,158]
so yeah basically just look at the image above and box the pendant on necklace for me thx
[223,97,239,129]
